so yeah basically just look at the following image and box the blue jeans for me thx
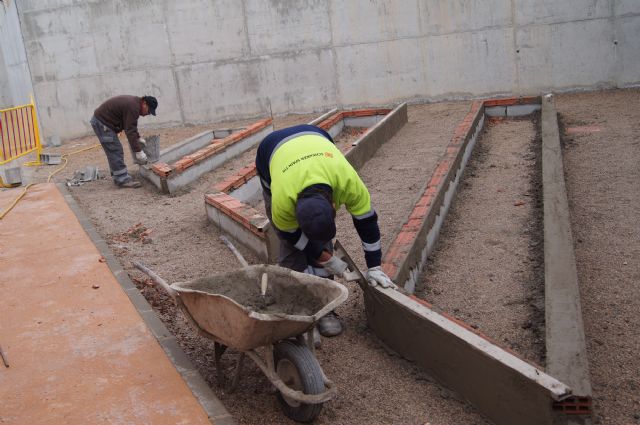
[90,116,131,185]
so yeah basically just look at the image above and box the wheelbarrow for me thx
[134,262,348,423]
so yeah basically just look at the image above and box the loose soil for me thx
[414,115,546,366]
[13,89,638,424]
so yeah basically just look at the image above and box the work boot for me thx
[317,311,343,337]
[117,179,141,188]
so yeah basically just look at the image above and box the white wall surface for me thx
[6,0,640,140]
[0,0,35,108]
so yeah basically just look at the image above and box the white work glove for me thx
[137,138,147,148]
[319,255,348,277]
[366,266,396,288]
[134,150,148,165]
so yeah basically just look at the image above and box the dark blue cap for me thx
[296,193,336,241]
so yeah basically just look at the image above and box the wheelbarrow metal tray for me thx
[171,265,348,351]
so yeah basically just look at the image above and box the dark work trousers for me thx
[262,190,333,277]
[90,116,132,185]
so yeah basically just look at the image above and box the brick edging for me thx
[57,183,235,425]
[205,192,268,238]
[152,118,272,178]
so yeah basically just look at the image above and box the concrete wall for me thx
[11,0,640,140]
[0,0,34,108]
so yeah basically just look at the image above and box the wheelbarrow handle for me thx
[132,260,178,299]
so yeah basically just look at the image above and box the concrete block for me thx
[165,0,247,65]
[515,0,611,26]
[244,0,331,54]
[507,104,541,117]
[39,153,62,164]
[425,28,516,97]
[4,167,22,185]
[419,0,511,35]
[485,106,507,117]
[343,115,382,129]
[336,38,428,105]
[156,337,194,374]
[516,19,615,90]
[330,0,420,44]
[181,370,235,424]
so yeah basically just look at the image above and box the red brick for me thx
[409,295,433,308]
[151,162,172,177]
[318,112,344,130]
[408,205,428,220]
[483,96,539,107]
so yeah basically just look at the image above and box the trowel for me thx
[256,272,275,310]
[333,240,368,290]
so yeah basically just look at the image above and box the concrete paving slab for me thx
[0,183,215,425]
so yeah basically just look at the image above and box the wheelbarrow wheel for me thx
[274,340,324,423]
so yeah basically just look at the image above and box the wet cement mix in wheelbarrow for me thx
[187,274,324,316]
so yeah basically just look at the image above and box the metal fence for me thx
[0,96,42,165]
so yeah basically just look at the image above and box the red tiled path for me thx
[0,184,211,425]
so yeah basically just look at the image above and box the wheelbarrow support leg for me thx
[228,353,245,393]
[214,342,227,388]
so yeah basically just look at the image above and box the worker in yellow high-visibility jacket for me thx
[256,124,395,337]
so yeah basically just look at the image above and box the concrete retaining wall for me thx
[0,1,34,108]
[8,0,640,140]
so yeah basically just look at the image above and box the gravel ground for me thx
[556,88,640,425]
[414,115,546,366]
[12,88,638,424]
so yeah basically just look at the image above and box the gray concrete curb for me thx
[345,103,408,170]
[57,183,235,425]
[541,94,593,421]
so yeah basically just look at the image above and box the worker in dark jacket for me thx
[256,124,395,337]
[90,95,158,188]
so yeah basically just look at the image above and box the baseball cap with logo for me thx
[142,95,158,116]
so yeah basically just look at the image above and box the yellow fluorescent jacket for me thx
[269,134,372,232]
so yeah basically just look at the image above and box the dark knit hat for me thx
[296,193,336,242]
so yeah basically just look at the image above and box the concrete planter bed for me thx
[139,118,274,194]
[204,104,408,264]
[365,96,591,425]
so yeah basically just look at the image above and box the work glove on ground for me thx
[319,255,348,277]
[366,266,396,288]
[134,150,148,165]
